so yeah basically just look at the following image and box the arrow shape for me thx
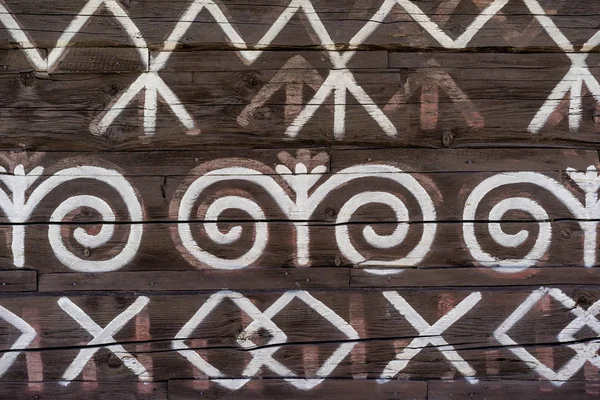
[237,55,325,127]
[385,59,484,131]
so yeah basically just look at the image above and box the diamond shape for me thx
[495,287,600,384]
[173,291,359,391]
[239,291,359,390]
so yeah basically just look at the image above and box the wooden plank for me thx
[351,266,600,288]
[428,380,600,400]
[38,268,349,292]
[0,50,600,149]
[0,149,595,223]
[0,382,168,399]
[0,270,36,292]
[0,288,598,382]
[0,49,42,73]
[168,379,427,399]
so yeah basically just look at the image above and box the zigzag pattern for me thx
[1,0,599,137]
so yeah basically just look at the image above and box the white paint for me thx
[237,55,324,127]
[495,287,600,385]
[0,164,143,272]
[175,157,436,271]
[348,0,509,50]
[462,169,596,272]
[58,296,151,385]
[91,71,198,137]
[172,290,358,390]
[378,291,481,383]
[0,0,148,72]
[0,305,36,378]
[522,0,600,133]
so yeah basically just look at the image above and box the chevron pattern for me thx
[1,0,598,138]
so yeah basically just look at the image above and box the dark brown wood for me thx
[38,268,349,292]
[2,0,600,397]
[428,380,600,400]
[0,382,168,399]
[168,379,427,399]
[0,288,597,382]
[0,270,36,292]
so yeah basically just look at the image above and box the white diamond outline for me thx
[494,287,600,385]
[0,305,36,377]
[172,290,289,390]
[172,290,359,391]
[238,290,359,391]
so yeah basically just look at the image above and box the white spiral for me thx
[463,171,585,273]
[178,195,267,270]
[40,166,143,273]
[335,190,435,270]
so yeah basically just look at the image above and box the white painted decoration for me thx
[57,296,152,385]
[174,151,436,272]
[0,164,143,272]
[172,290,358,390]
[495,287,600,385]
[379,291,482,384]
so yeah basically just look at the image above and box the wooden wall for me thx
[0,0,599,398]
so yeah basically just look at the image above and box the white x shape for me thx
[57,296,151,386]
[379,291,481,383]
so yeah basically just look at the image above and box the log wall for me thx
[0,0,599,398]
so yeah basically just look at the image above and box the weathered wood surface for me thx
[0,0,599,149]
[0,288,598,383]
[2,0,600,398]
[0,149,596,275]
[169,379,428,399]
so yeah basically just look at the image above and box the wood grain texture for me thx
[0,288,597,382]
[428,380,600,400]
[168,379,428,399]
[1,0,600,397]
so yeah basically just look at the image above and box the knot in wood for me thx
[18,72,35,87]
[442,131,454,147]
[574,290,595,308]
[325,207,337,219]
[560,228,571,239]
[107,353,123,368]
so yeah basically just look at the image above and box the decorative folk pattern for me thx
[0,162,143,272]
[170,151,436,274]
[1,154,600,273]
[0,0,597,137]
[0,287,596,388]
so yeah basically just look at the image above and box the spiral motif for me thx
[40,166,144,272]
[178,195,267,269]
[174,167,291,270]
[463,171,585,273]
[331,170,437,272]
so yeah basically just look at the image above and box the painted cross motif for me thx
[173,290,358,391]
[58,296,152,385]
[379,291,482,383]
[495,287,600,385]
